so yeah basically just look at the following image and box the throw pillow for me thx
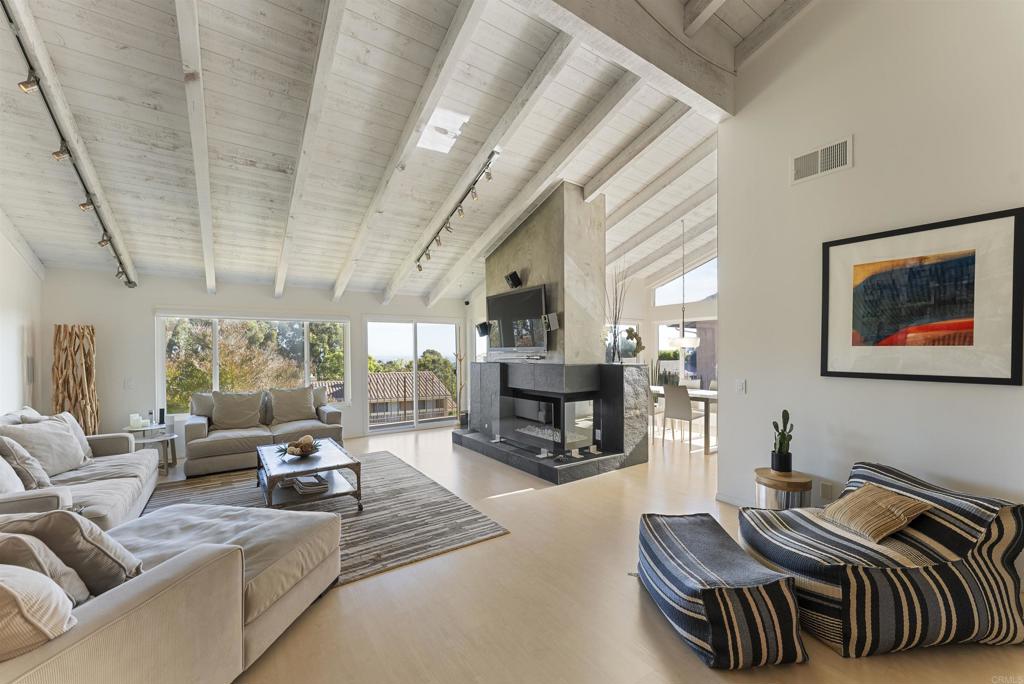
[190,392,214,418]
[0,565,77,661]
[822,483,933,543]
[0,422,86,477]
[0,510,143,595]
[0,437,51,490]
[313,386,329,408]
[211,391,262,430]
[0,532,90,606]
[0,456,25,495]
[269,387,316,424]
[20,413,93,459]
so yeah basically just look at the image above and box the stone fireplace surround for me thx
[453,361,648,484]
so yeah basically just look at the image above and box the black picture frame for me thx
[821,207,1024,385]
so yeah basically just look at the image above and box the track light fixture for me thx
[78,199,94,212]
[485,169,492,182]
[18,71,39,93]
[97,233,111,247]
[51,141,70,161]
[115,267,126,280]
[412,149,499,275]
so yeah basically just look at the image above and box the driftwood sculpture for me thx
[52,324,99,435]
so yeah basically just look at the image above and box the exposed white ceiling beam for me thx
[382,33,579,305]
[735,0,814,68]
[684,0,727,37]
[174,0,216,294]
[606,132,716,230]
[332,0,488,301]
[0,207,45,280]
[4,0,138,285]
[510,0,732,119]
[607,180,716,265]
[618,214,716,280]
[427,71,645,307]
[583,101,692,202]
[273,0,347,297]
[645,240,718,289]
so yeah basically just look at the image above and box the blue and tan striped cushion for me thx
[740,463,1024,658]
[638,513,808,669]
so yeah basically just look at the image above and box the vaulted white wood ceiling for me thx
[0,0,807,302]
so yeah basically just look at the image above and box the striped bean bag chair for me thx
[638,513,808,669]
[739,462,1024,657]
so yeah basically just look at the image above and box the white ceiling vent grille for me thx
[792,136,853,184]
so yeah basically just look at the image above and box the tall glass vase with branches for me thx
[606,267,630,363]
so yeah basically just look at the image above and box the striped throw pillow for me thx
[822,483,932,542]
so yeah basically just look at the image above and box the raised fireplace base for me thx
[452,429,632,485]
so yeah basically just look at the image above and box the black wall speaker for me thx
[475,321,492,337]
[542,313,559,331]
[504,270,523,289]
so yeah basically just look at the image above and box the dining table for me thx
[650,385,718,455]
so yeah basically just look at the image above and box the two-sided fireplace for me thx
[501,390,596,457]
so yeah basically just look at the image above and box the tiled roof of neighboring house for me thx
[311,379,346,402]
[367,371,453,403]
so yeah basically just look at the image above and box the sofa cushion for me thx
[212,391,263,430]
[21,412,93,459]
[188,426,273,460]
[0,457,24,495]
[0,510,143,595]
[0,407,41,427]
[269,387,316,424]
[0,565,77,661]
[822,482,932,542]
[49,450,158,487]
[63,479,146,531]
[190,392,214,418]
[0,532,90,606]
[0,422,87,477]
[112,503,340,625]
[0,437,52,490]
[269,420,342,444]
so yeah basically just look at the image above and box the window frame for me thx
[155,312,351,415]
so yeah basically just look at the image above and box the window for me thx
[604,323,639,362]
[654,258,718,307]
[159,317,348,413]
[163,318,213,414]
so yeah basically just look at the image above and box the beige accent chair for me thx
[184,390,343,477]
[0,410,158,529]
[0,503,341,683]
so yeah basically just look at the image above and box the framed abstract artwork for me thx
[821,207,1023,385]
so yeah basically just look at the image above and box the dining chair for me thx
[708,379,718,391]
[649,391,664,436]
[662,385,704,453]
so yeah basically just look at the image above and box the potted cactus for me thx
[771,409,794,472]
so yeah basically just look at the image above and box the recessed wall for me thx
[717,1,1024,508]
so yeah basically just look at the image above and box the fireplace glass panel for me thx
[507,395,594,455]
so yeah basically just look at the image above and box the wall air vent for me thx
[792,136,853,185]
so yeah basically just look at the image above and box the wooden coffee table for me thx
[256,437,362,510]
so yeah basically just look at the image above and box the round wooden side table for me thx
[754,468,812,510]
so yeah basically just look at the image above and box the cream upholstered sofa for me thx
[184,389,343,477]
[0,408,158,529]
[0,503,341,683]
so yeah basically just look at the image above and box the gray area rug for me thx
[144,451,508,585]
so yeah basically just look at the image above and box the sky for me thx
[654,258,718,306]
[367,322,457,362]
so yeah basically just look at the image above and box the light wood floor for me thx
[225,426,1019,684]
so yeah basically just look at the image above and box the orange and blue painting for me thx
[852,250,976,346]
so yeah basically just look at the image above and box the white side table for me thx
[123,425,177,474]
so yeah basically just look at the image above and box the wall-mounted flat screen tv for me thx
[486,285,547,353]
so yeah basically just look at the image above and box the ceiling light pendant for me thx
[456,205,464,218]
[416,262,423,272]
[18,71,39,94]
[52,141,70,161]
[470,187,478,201]
[97,233,111,247]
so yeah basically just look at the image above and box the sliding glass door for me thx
[367,320,459,431]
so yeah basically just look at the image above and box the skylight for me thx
[416,107,471,154]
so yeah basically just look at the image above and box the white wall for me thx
[0,225,43,412]
[39,268,466,438]
[718,0,1024,507]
